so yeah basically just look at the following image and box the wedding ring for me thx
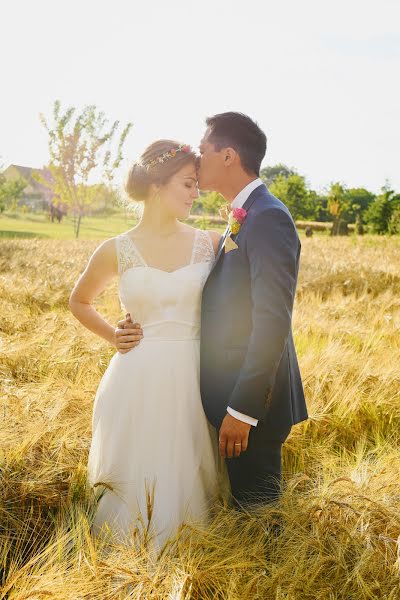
[234,443,241,447]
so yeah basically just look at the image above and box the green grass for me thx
[0,211,228,239]
[0,211,138,239]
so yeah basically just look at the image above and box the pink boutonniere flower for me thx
[228,207,248,234]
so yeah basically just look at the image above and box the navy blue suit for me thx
[200,182,308,505]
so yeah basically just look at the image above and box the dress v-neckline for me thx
[123,228,199,274]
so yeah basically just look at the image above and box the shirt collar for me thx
[231,177,263,209]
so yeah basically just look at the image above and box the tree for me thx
[84,183,122,215]
[0,161,26,212]
[260,163,297,187]
[307,190,331,222]
[269,173,316,220]
[344,188,375,217]
[327,182,351,235]
[364,185,400,234]
[337,188,375,233]
[192,191,225,215]
[388,208,400,235]
[38,100,132,238]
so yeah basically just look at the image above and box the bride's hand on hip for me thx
[114,313,143,354]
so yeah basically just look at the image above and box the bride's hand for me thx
[114,313,143,354]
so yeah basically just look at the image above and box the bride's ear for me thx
[149,182,161,201]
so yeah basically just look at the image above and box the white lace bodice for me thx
[116,228,215,274]
[115,229,216,341]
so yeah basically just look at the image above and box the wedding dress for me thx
[87,228,229,549]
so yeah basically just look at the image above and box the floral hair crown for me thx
[144,143,192,171]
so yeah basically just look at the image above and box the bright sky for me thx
[1,0,399,194]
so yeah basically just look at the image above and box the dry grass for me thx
[1,234,400,599]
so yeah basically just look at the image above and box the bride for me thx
[68,140,230,549]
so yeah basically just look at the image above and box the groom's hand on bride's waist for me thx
[219,414,251,459]
[114,313,143,354]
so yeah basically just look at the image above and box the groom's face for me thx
[197,128,226,192]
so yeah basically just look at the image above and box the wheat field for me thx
[1,234,400,599]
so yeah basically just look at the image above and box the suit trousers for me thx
[220,420,291,508]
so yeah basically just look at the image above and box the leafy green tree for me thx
[260,164,297,187]
[82,183,122,215]
[306,190,331,222]
[344,188,375,217]
[192,191,225,215]
[388,208,400,235]
[365,186,400,234]
[37,100,132,238]
[325,185,375,234]
[269,173,316,220]
[0,161,26,212]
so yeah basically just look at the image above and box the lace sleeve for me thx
[192,230,216,264]
[115,233,145,275]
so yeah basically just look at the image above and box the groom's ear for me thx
[223,147,238,167]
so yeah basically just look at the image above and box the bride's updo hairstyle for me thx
[125,140,197,203]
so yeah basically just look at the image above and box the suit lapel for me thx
[214,225,230,262]
[208,183,267,275]
[241,182,265,213]
[227,183,266,244]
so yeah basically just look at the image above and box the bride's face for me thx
[158,162,199,220]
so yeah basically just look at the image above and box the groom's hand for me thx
[114,312,143,354]
[219,414,251,459]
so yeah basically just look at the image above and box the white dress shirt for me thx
[225,177,263,427]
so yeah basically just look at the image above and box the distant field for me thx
[0,211,337,240]
[0,211,227,239]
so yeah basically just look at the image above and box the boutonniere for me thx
[228,207,248,235]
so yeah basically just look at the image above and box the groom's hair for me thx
[205,112,267,175]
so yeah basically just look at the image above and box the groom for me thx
[197,112,307,507]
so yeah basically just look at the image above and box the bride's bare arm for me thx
[69,239,143,352]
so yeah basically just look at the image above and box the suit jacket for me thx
[200,182,308,438]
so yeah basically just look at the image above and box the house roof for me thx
[3,164,53,194]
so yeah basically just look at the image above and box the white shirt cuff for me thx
[227,407,258,427]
